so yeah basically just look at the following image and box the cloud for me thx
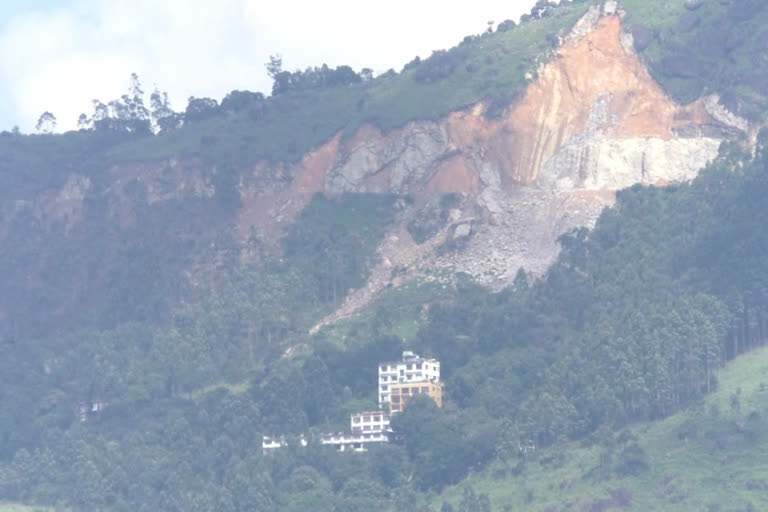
[0,0,537,132]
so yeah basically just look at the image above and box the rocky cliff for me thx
[291,6,739,327]
[6,2,749,330]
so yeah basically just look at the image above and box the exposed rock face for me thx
[43,174,91,231]
[326,125,450,194]
[4,5,745,330]
[303,12,738,326]
[703,94,750,132]
[566,5,602,43]
[304,16,728,195]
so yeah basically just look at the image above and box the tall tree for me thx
[35,111,57,133]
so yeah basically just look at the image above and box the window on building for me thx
[421,387,428,393]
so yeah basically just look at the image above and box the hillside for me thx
[437,343,768,511]
[1,0,754,339]
[2,0,768,510]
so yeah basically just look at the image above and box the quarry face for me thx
[295,12,736,328]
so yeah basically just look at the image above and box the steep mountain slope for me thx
[436,343,768,511]
[5,1,768,511]
[307,5,737,326]
[0,1,756,336]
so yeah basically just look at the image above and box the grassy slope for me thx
[316,280,447,350]
[105,2,591,167]
[8,0,768,190]
[435,345,768,511]
[105,0,768,170]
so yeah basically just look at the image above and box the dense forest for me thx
[4,0,768,510]
[2,132,768,510]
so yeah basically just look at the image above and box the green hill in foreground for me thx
[437,344,768,511]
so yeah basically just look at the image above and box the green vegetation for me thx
[22,0,590,173]
[3,131,768,511]
[83,0,768,173]
[10,0,767,178]
[317,279,446,349]
[0,130,136,202]
[12,0,766,182]
[5,2,768,510]
[283,193,396,305]
[437,343,768,511]
[623,0,768,119]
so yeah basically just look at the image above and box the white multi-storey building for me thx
[287,350,444,453]
[378,351,440,408]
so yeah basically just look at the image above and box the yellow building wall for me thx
[389,381,444,413]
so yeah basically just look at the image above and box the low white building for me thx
[320,431,389,452]
[262,435,287,452]
[351,410,391,434]
[378,351,440,408]
[267,350,443,454]
[262,435,307,453]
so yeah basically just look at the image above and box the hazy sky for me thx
[0,0,539,132]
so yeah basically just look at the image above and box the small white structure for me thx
[518,439,536,454]
[262,434,308,453]
[321,431,389,452]
[79,400,108,423]
[378,351,440,408]
[262,435,287,452]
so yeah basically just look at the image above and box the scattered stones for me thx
[566,5,602,43]
[703,94,749,133]
[453,223,472,239]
